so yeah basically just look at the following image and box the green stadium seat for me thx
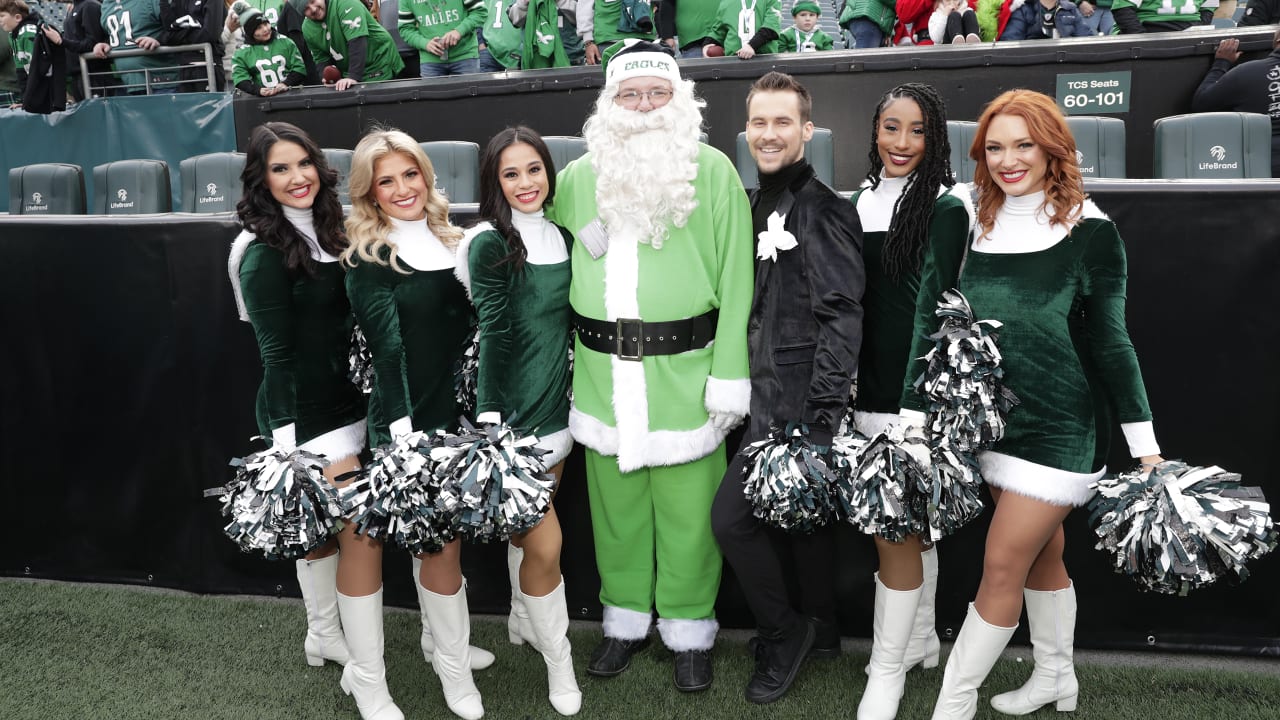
[1066,116,1126,179]
[180,152,245,213]
[92,160,172,214]
[1153,112,1272,179]
[8,163,86,214]
[947,121,979,183]
[418,141,480,204]
[543,136,588,173]
[735,128,835,190]
[322,148,354,205]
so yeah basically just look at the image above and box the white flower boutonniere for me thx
[756,212,797,262]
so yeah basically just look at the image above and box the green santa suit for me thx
[398,0,486,65]
[302,0,403,82]
[902,192,1160,506]
[232,31,307,91]
[453,212,574,465]
[547,140,754,649]
[711,0,782,54]
[776,24,833,51]
[849,175,973,436]
[345,216,473,446]
[228,206,367,458]
[100,0,176,91]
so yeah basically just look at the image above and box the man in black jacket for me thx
[1191,29,1280,177]
[710,70,864,705]
[1238,0,1280,24]
[158,0,226,89]
[58,0,112,99]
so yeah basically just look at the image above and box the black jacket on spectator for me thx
[159,0,226,90]
[12,11,67,113]
[61,0,112,99]
[1191,47,1280,177]
[1238,0,1280,24]
[277,2,319,85]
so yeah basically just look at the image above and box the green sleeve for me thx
[345,262,414,424]
[239,243,298,431]
[303,21,333,65]
[468,231,514,417]
[12,28,34,72]
[398,3,430,51]
[706,150,754,388]
[336,0,373,39]
[231,47,255,87]
[900,194,972,411]
[763,0,783,33]
[778,27,796,51]
[455,0,488,37]
[816,29,834,50]
[1079,220,1153,424]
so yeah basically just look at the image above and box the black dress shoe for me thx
[745,619,815,704]
[587,636,651,677]
[673,649,713,692]
[808,617,842,659]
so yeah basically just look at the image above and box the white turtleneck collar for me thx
[282,204,338,263]
[511,209,568,265]
[974,190,1073,254]
[387,215,456,271]
[856,173,912,233]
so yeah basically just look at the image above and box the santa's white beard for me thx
[584,87,703,249]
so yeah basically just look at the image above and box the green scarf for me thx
[522,0,570,68]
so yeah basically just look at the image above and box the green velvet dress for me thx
[231,225,365,460]
[344,221,473,448]
[462,217,573,465]
[851,177,971,424]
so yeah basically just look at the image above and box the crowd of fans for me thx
[0,0,1275,111]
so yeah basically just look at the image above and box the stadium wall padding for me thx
[0,93,237,213]
[1,180,1278,656]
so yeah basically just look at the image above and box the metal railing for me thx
[79,43,218,98]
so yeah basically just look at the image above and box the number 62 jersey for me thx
[232,34,307,91]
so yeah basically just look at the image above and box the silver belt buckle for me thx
[616,318,643,361]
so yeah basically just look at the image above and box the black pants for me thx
[943,9,981,42]
[711,439,838,636]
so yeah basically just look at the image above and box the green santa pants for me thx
[584,446,727,620]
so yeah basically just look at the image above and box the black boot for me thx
[808,616,842,659]
[586,636,651,677]
[745,619,815,704]
[673,649,713,692]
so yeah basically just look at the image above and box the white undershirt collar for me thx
[282,205,338,263]
[511,209,568,265]
[387,215,456,271]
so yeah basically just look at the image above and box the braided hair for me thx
[863,83,954,282]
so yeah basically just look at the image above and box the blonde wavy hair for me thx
[342,128,463,272]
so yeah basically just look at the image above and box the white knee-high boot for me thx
[904,546,941,670]
[413,557,496,669]
[508,544,533,645]
[336,589,403,720]
[857,573,923,720]
[418,579,485,720]
[990,582,1078,715]
[296,555,350,666]
[523,579,582,716]
[931,603,1017,720]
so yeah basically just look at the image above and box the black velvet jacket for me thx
[746,162,865,445]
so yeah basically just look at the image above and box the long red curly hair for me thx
[969,89,1085,240]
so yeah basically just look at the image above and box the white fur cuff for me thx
[979,451,1101,507]
[657,617,718,651]
[299,418,367,461]
[704,376,750,416]
[602,605,652,640]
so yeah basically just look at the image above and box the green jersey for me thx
[11,21,36,73]
[712,0,781,54]
[303,0,404,80]
[232,34,307,88]
[777,25,832,52]
[588,0,657,47]
[1111,0,1202,24]
[247,0,286,26]
[480,0,522,68]
[100,0,176,90]
[673,0,719,45]
[398,0,487,63]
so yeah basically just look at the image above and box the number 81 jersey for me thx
[232,35,307,89]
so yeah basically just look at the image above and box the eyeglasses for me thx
[614,89,673,107]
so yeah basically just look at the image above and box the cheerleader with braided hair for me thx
[848,82,975,720]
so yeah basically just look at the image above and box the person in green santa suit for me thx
[546,39,754,693]
[293,0,403,90]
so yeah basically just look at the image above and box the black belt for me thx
[573,310,718,361]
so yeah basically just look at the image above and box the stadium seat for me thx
[419,141,480,204]
[180,152,246,213]
[1066,116,1126,178]
[1152,112,1272,179]
[735,128,835,190]
[947,121,979,182]
[322,148,354,205]
[92,160,172,214]
[543,136,588,173]
[8,163,86,214]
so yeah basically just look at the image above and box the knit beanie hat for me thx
[604,39,682,87]
[791,0,821,15]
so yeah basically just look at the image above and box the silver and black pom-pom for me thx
[740,425,838,533]
[454,328,481,417]
[208,442,341,561]
[340,431,458,555]
[431,420,555,543]
[348,324,375,395]
[1088,461,1278,595]
[921,443,985,542]
[913,289,1019,452]
[834,426,927,542]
